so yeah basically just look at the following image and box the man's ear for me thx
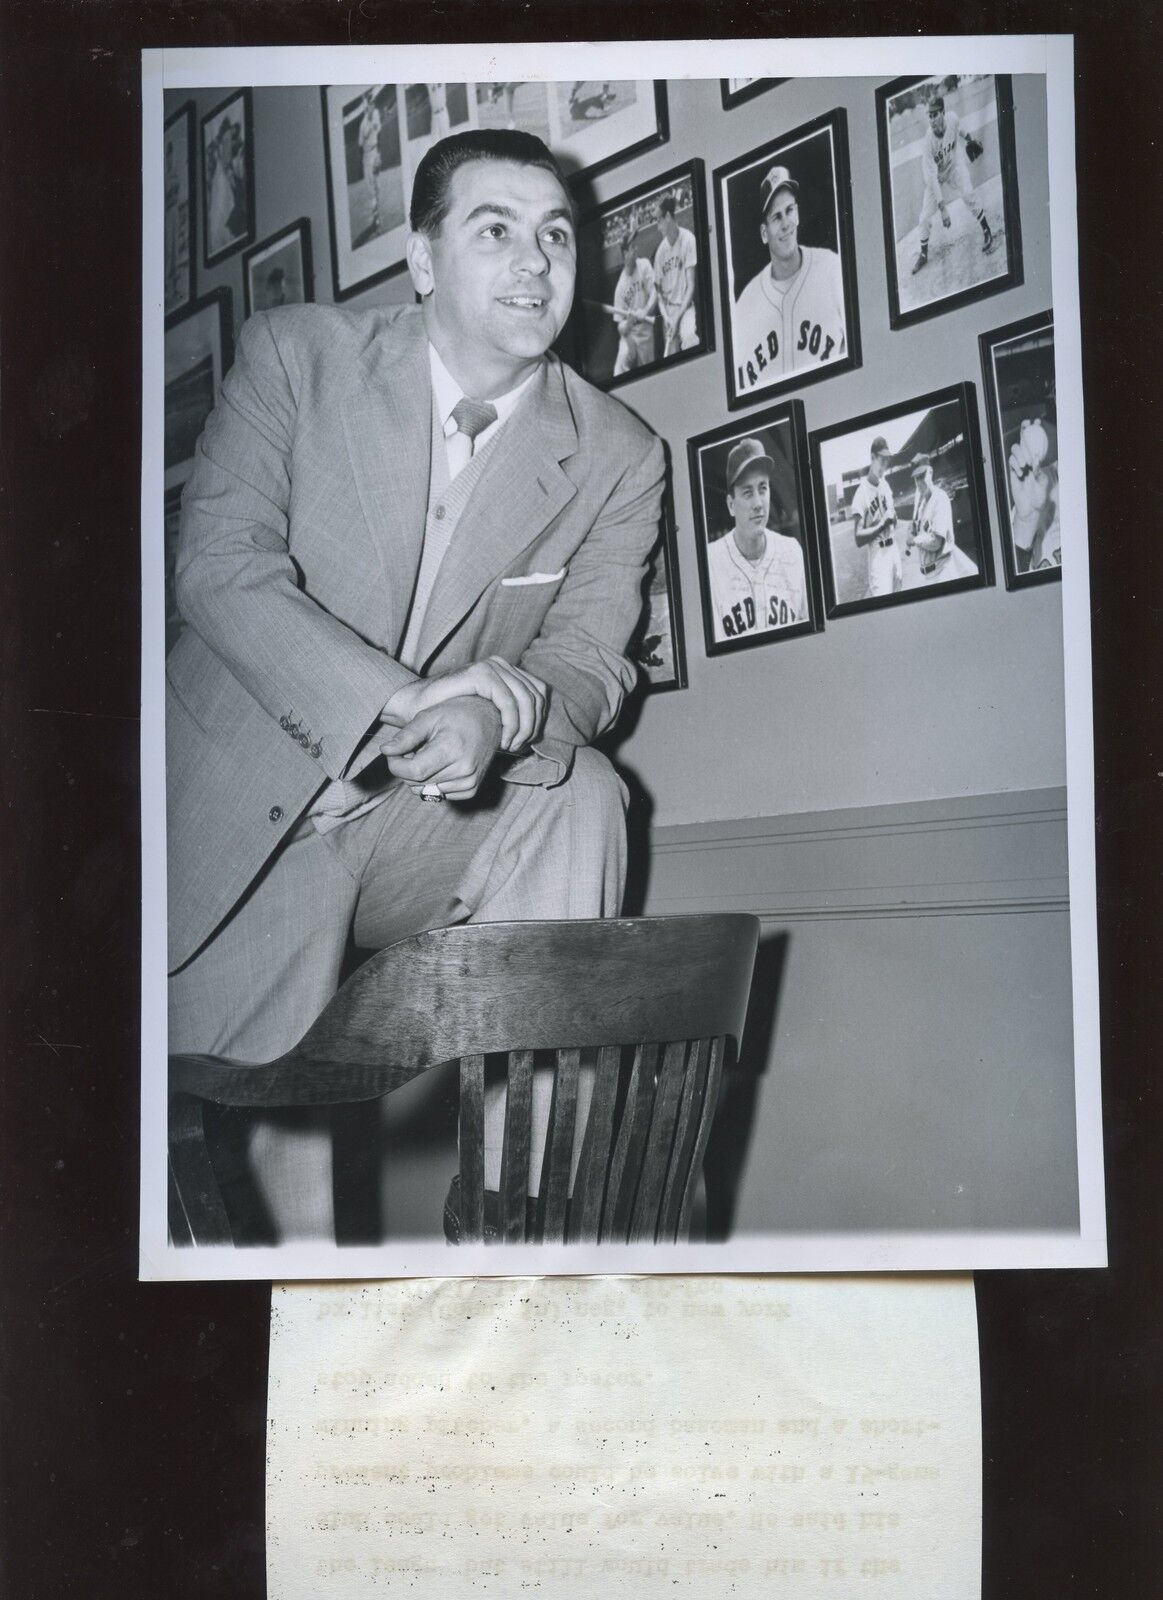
[406,231,434,297]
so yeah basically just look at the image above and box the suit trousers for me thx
[168,748,628,1239]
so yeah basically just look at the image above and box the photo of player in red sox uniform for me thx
[849,436,901,596]
[904,452,979,586]
[705,436,807,643]
[732,163,846,396]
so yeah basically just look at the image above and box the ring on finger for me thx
[418,783,445,803]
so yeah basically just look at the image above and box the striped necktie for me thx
[447,396,498,479]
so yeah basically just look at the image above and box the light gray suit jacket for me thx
[166,303,665,972]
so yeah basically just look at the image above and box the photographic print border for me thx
[713,107,862,412]
[719,78,786,111]
[687,399,823,658]
[876,73,1024,331]
[809,380,995,620]
[200,87,256,269]
[242,217,316,319]
[163,99,196,317]
[570,158,714,396]
[980,309,1060,591]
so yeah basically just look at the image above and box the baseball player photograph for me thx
[810,385,992,616]
[714,109,859,409]
[980,310,1061,589]
[688,405,820,654]
[242,220,313,319]
[877,73,1023,328]
[570,161,712,391]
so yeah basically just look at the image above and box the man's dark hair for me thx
[659,196,677,218]
[409,128,572,235]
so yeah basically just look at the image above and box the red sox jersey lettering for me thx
[706,529,807,641]
[732,246,846,393]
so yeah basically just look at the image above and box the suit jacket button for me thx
[310,743,322,759]
[289,722,300,737]
[434,504,446,520]
[269,805,283,823]
[279,716,290,730]
[298,734,309,748]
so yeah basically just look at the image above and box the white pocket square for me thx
[500,568,568,587]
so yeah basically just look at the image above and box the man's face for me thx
[870,450,889,483]
[761,190,799,264]
[728,466,771,533]
[408,158,576,392]
[929,107,946,139]
[659,210,678,243]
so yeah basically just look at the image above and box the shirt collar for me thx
[428,343,539,436]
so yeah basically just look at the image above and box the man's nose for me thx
[512,231,550,275]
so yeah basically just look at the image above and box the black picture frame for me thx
[687,400,822,657]
[979,310,1060,590]
[809,381,994,619]
[163,286,234,493]
[200,87,256,268]
[163,100,196,318]
[631,484,688,694]
[719,78,786,111]
[713,107,861,411]
[876,73,1024,330]
[242,218,315,319]
[569,158,713,395]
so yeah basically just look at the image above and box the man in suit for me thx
[167,129,665,1238]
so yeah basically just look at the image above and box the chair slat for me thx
[629,1040,689,1243]
[168,1096,233,1246]
[499,1050,533,1243]
[568,1045,622,1243]
[677,1036,727,1236]
[602,1043,658,1243]
[536,1048,581,1244]
[458,1054,486,1243]
[658,1038,711,1241]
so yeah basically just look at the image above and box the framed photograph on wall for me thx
[164,287,233,493]
[321,84,411,299]
[570,160,712,393]
[810,382,994,618]
[200,88,255,267]
[876,73,1023,329]
[242,218,315,317]
[719,78,786,110]
[713,108,861,410]
[980,310,1059,588]
[631,488,688,693]
[163,101,195,317]
[687,401,821,656]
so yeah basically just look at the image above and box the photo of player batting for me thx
[877,73,1024,329]
[688,402,821,655]
[714,109,860,410]
[810,385,993,617]
[570,160,713,392]
[980,311,1060,590]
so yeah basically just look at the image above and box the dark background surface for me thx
[1,2,1159,1594]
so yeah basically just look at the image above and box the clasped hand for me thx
[379,657,547,801]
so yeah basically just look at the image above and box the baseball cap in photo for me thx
[870,435,891,458]
[726,437,775,489]
[759,164,799,215]
[910,452,931,476]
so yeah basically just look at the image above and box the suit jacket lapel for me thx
[414,356,579,668]
[340,311,431,649]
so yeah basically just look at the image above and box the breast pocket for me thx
[480,569,568,657]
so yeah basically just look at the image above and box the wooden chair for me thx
[168,913,760,1247]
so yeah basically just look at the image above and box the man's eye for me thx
[543,228,572,248]
[482,223,506,239]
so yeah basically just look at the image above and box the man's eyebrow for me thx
[462,202,575,227]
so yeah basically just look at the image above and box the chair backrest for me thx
[170,914,760,1246]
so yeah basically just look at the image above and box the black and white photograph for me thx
[877,73,1024,329]
[320,83,408,298]
[571,160,712,391]
[243,218,314,317]
[980,310,1060,588]
[720,77,785,110]
[163,287,233,493]
[811,384,993,617]
[200,88,255,266]
[632,490,688,693]
[549,79,668,183]
[143,52,1097,1286]
[714,109,860,409]
[688,403,819,654]
[163,100,195,317]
